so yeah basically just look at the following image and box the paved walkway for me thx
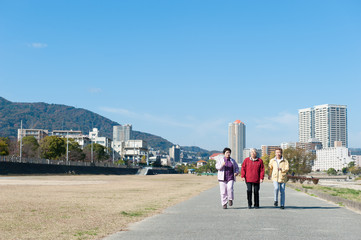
[104,182,361,240]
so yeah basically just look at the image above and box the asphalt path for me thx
[104,181,361,240]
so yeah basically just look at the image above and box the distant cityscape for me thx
[17,124,203,167]
[228,104,361,172]
[16,103,361,171]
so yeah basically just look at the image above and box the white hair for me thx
[250,148,258,158]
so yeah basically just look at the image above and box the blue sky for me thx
[1,0,360,151]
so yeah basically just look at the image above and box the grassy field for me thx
[0,174,217,240]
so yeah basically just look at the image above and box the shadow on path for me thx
[104,182,361,240]
[229,206,340,210]
[281,205,340,210]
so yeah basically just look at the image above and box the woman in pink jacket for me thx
[216,148,240,209]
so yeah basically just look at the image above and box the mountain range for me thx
[0,97,212,154]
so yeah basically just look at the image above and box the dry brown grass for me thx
[0,174,217,240]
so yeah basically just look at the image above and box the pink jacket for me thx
[216,157,240,181]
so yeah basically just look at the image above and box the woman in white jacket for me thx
[216,148,240,209]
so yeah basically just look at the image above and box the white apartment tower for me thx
[228,120,246,164]
[169,145,181,163]
[299,104,347,148]
[298,108,314,143]
[113,124,132,142]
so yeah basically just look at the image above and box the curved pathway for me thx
[104,182,361,240]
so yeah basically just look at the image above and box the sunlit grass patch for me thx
[74,228,98,240]
[317,186,361,202]
[121,211,144,217]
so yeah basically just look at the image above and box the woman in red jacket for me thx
[241,148,264,209]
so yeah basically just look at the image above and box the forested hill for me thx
[0,97,173,151]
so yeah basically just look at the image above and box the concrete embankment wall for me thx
[0,162,140,175]
[147,168,178,175]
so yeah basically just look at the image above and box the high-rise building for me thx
[298,104,347,148]
[228,120,246,164]
[169,145,181,163]
[298,108,314,143]
[113,124,132,142]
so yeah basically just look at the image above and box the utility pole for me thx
[112,142,115,164]
[66,131,69,163]
[91,139,94,164]
[90,124,94,164]
[19,120,23,163]
[133,140,135,166]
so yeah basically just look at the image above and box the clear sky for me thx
[1,0,360,151]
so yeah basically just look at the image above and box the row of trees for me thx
[0,136,110,162]
[328,162,361,175]
[262,147,315,175]
[176,160,217,174]
[176,147,316,175]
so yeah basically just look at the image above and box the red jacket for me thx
[241,157,265,183]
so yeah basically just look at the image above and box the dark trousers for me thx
[246,182,260,207]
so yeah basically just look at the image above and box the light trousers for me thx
[219,180,234,206]
[273,181,286,206]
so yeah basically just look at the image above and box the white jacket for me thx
[216,157,239,181]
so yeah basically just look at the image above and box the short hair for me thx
[223,148,231,154]
[275,147,283,154]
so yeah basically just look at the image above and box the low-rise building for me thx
[51,130,91,149]
[197,160,207,168]
[209,153,222,160]
[280,140,322,154]
[52,130,82,138]
[351,155,361,167]
[123,140,148,162]
[313,146,354,171]
[17,129,48,142]
[89,128,112,151]
[160,155,171,166]
[261,145,280,157]
[281,142,296,149]
[296,139,322,153]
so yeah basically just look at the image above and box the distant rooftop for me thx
[234,120,244,124]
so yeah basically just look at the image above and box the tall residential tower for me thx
[113,124,133,142]
[298,107,314,143]
[228,120,246,164]
[298,104,347,148]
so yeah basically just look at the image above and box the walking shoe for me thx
[254,206,259,209]
[248,205,252,209]
[280,206,285,209]
[228,200,233,206]
[223,204,227,209]
[274,201,278,207]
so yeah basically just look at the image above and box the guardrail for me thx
[287,175,320,184]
